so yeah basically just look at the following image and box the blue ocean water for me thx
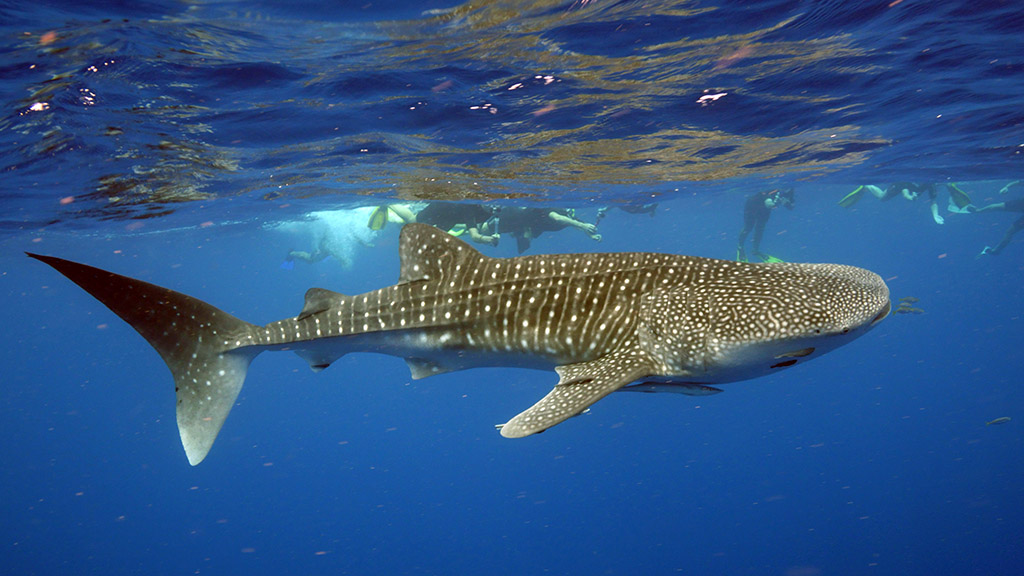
[2,1,1022,575]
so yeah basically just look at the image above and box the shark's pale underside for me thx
[29,223,890,465]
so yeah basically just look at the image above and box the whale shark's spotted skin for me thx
[29,223,890,465]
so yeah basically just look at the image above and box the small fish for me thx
[893,306,924,315]
[898,296,919,303]
[986,417,1011,426]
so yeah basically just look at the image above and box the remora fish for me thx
[29,223,890,465]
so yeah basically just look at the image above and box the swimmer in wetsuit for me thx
[840,182,972,225]
[413,202,499,246]
[971,196,1024,256]
[736,188,793,262]
[497,207,601,254]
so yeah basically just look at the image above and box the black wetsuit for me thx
[499,208,570,235]
[989,197,1024,254]
[498,207,573,253]
[737,190,777,258]
[1003,197,1024,212]
[416,203,492,231]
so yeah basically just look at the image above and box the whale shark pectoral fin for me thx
[404,357,453,379]
[497,347,652,438]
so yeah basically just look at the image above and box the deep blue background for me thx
[5,190,1022,575]
[1,1,1022,575]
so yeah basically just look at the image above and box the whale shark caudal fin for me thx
[26,253,260,466]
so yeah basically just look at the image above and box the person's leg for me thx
[737,224,751,247]
[287,250,324,263]
[988,215,1024,255]
[388,204,417,224]
[973,202,1007,214]
[737,215,754,261]
[289,237,330,264]
[751,216,767,255]
[865,185,886,199]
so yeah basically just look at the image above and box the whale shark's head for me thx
[698,261,890,383]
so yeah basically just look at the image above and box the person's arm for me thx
[930,200,944,225]
[549,211,601,240]
[548,211,592,231]
[467,226,498,246]
[999,180,1020,195]
[547,211,575,226]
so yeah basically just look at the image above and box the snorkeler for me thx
[369,202,499,246]
[839,183,972,225]
[498,207,601,254]
[736,188,793,263]
[284,229,366,270]
[970,196,1024,256]
[413,202,499,246]
[596,203,658,222]
[285,236,335,267]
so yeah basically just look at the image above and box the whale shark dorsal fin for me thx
[498,347,653,438]
[397,223,484,285]
[298,288,349,320]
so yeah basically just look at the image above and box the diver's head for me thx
[778,188,795,209]
[766,188,795,209]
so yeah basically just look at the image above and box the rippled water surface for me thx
[3,0,1023,226]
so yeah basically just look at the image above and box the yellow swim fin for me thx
[838,186,864,208]
[367,206,388,231]
[947,183,973,209]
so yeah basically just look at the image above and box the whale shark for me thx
[29,223,890,465]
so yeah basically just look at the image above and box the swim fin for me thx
[757,253,785,263]
[367,206,388,231]
[736,248,748,263]
[947,183,973,209]
[838,186,864,208]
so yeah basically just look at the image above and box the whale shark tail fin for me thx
[27,253,261,465]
